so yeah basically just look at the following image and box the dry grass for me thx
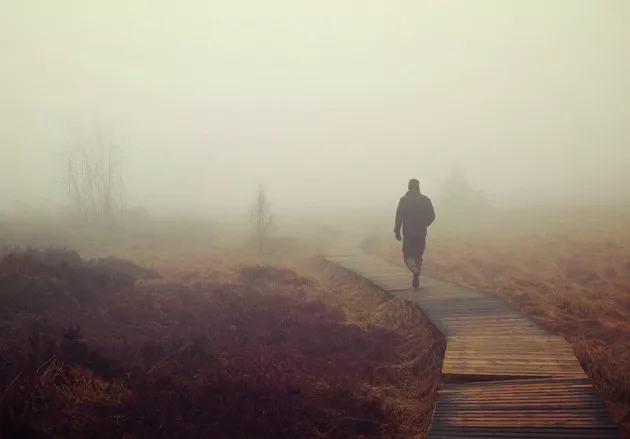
[363,204,630,437]
[0,220,443,439]
[8,204,626,437]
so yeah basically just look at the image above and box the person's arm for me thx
[425,198,436,227]
[394,198,403,239]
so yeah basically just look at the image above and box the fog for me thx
[2,1,629,218]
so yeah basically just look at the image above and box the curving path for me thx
[325,251,620,439]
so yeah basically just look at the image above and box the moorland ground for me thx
[0,204,628,438]
[0,217,443,439]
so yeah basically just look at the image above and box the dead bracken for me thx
[0,248,443,439]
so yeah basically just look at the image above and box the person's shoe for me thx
[412,272,420,289]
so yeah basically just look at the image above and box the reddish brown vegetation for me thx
[0,248,442,439]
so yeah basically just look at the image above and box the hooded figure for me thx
[394,178,436,288]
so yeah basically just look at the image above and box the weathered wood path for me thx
[325,251,619,439]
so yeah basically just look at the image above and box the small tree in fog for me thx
[65,127,127,219]
[440,167,475,209]
[440,167,494,219]
[250,185,272,256]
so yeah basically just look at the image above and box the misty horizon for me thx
[2,1,629,217]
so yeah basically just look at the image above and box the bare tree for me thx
[440,167,494,219]
[65,127,127,219]
[250,184,273,256]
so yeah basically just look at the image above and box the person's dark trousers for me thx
[402,233,426,275]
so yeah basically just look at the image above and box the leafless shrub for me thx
[250,185,273,256]
[65,128,127,219]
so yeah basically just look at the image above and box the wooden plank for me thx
[429,378,619,438]
[442,335,587,379]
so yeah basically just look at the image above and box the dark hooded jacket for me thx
[394,190,435,238]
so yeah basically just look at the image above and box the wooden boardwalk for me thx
[325,253,620,439]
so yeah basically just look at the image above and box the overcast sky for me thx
[2,0,629,215]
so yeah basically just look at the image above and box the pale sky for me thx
[2,0,629,216]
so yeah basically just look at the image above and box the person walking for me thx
[394,179,436,288]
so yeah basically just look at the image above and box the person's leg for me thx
[402,237,419,274]
[405,257,419,274]
[410,235,426,289]
[414,234,427,275]
[403,236,421,288]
